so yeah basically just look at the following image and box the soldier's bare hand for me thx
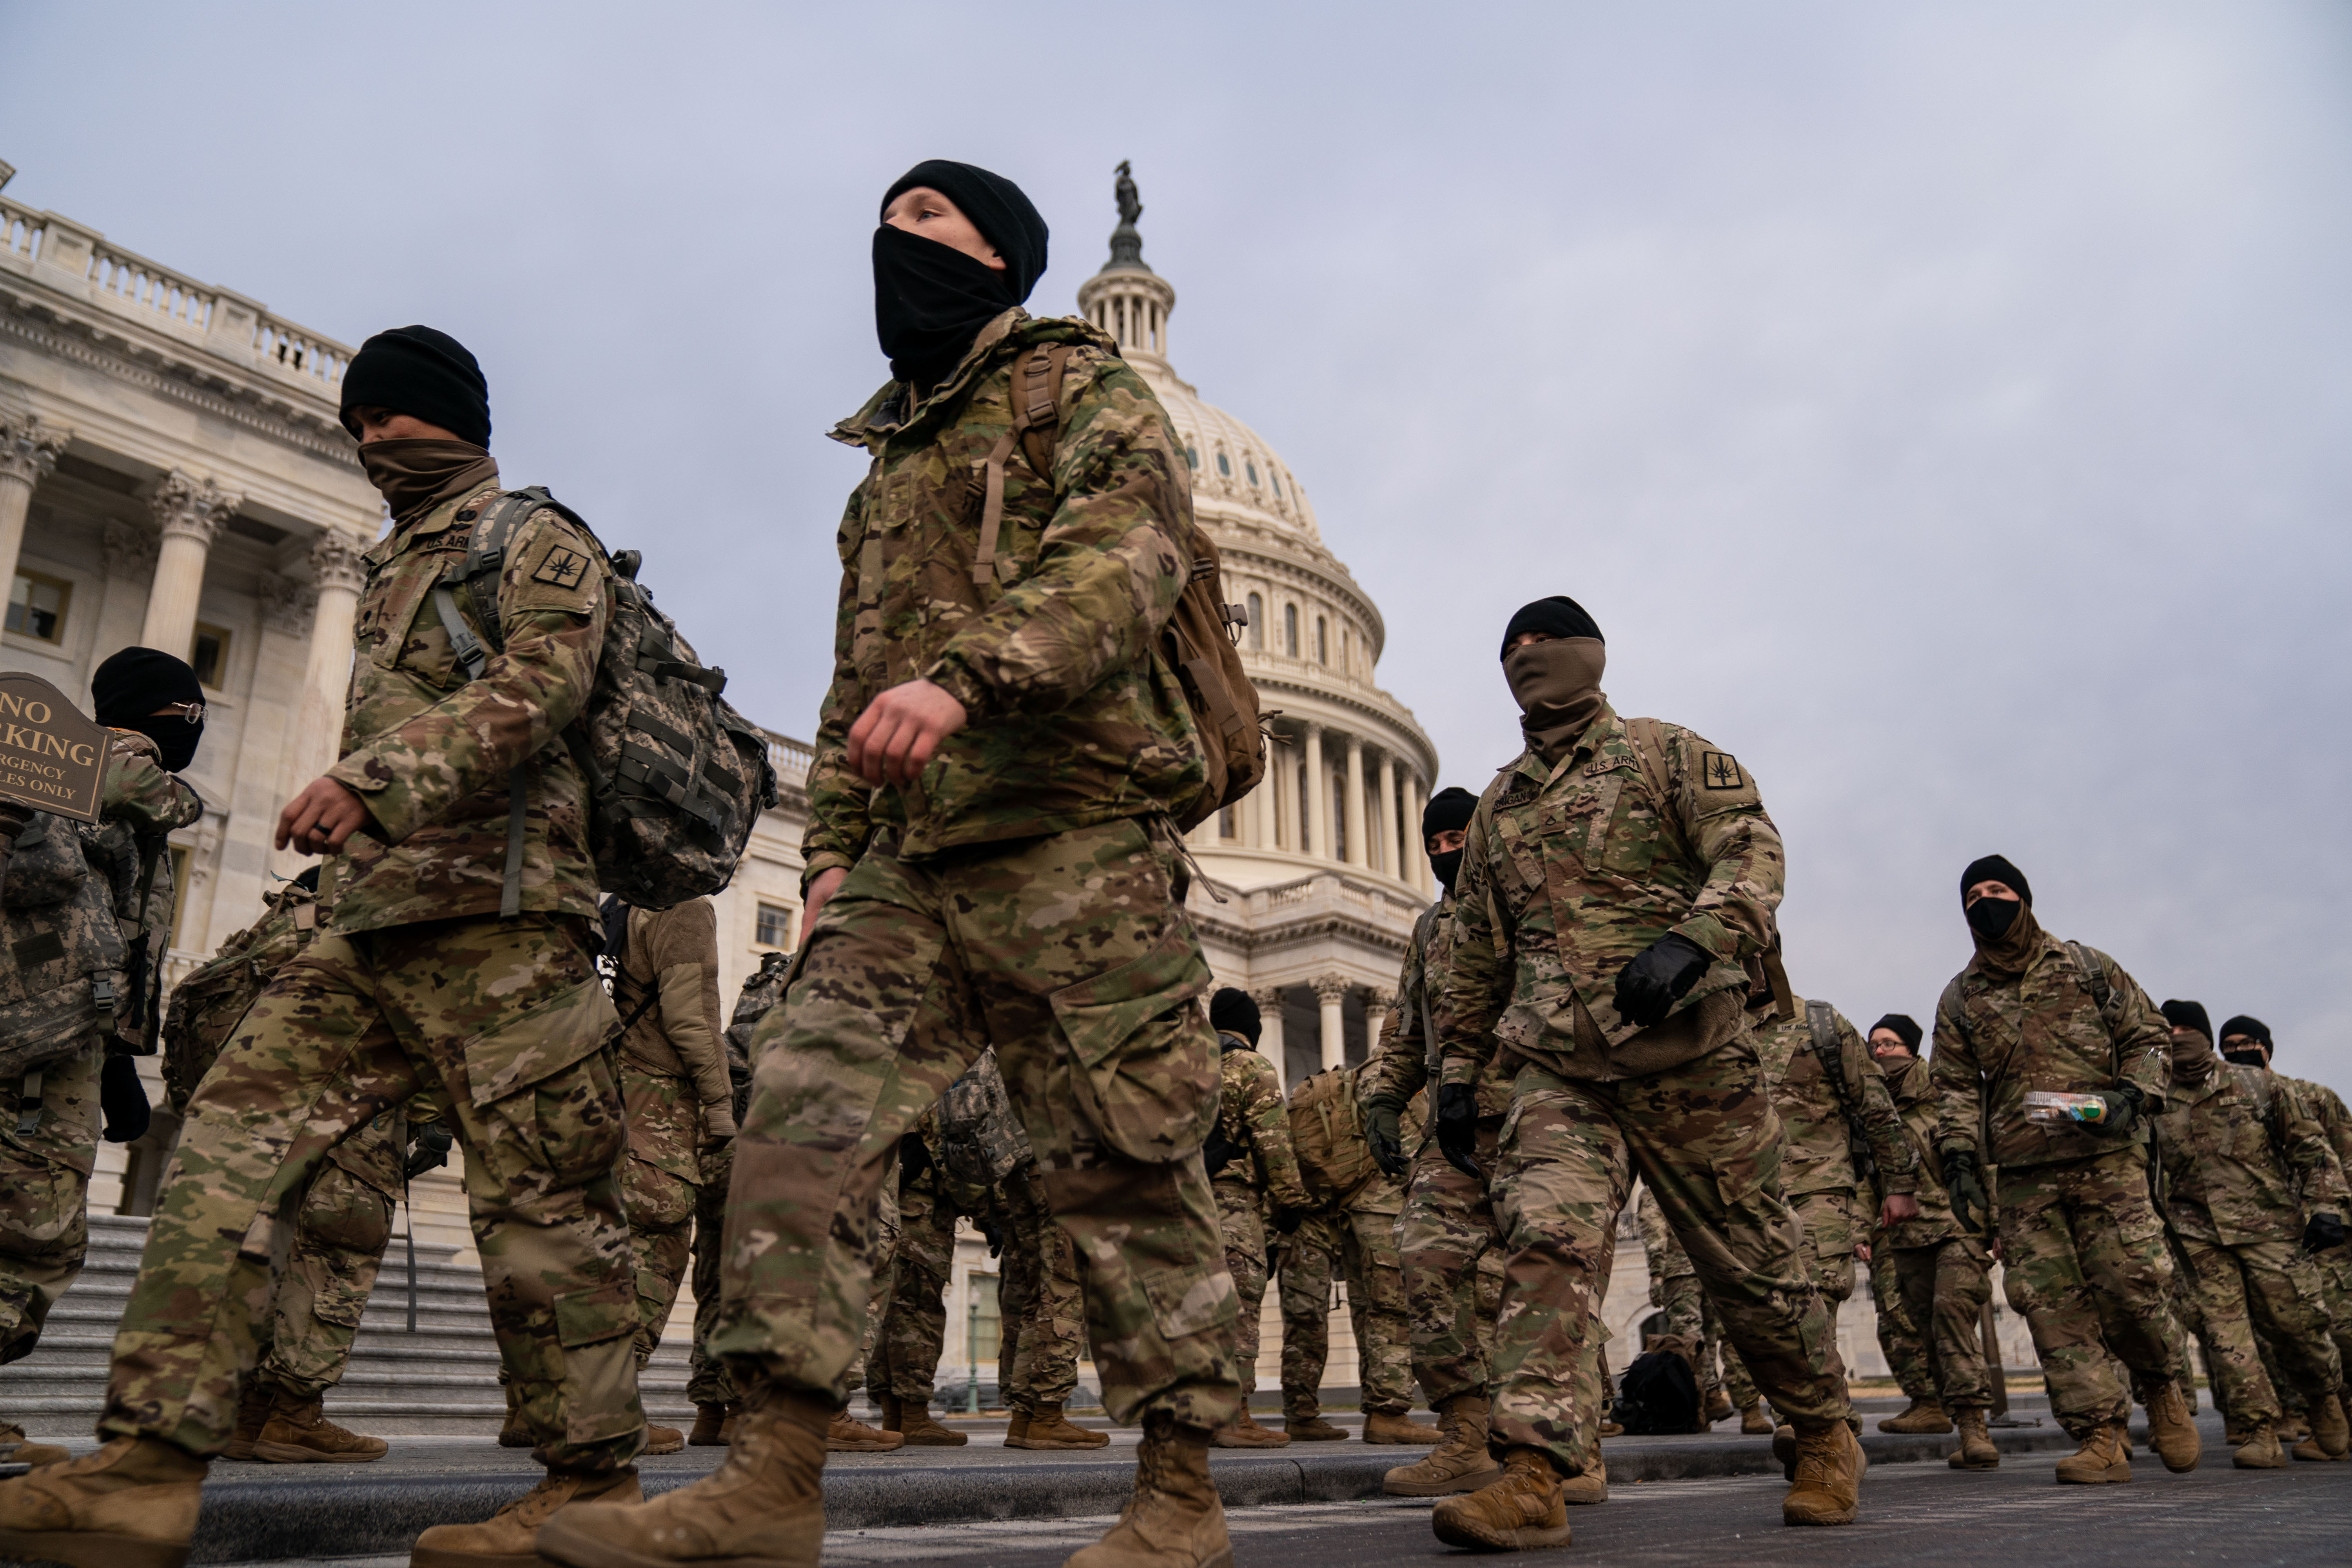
[1854,1241,1872,1265]
[276,777,374,855]
[802,866,849,929]
[1880,1194,1920,1228]
[847,679,967,787]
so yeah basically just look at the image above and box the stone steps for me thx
[0,1214,700,1439]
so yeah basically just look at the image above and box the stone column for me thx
[140,471,240,659]
[0,411,70,595]
[1405,774,1430,895]
[282,531,367,806]
[1302,723,1331,862]
[1314,976,1348,1073]
[1343,736,1369,870]
[1250,986,1288,1094]
[1377,751,1399,879]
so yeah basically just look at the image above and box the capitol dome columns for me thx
[1312,975,1350,1073]
[139,470,241,660]
[1342,735,1368,871]
[0,410,71,595]
[1301,722,1333,861]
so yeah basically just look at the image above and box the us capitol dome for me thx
[1075,168,1439,1091]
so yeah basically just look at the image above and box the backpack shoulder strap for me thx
[1625,718,1697,867]
[972,343,1076,590]
[2062,940,2128,1038]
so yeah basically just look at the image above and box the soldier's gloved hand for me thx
[2304,1210,2348,1252]
[99,1054,149,1145]
[1271,1205,1309,1237]
[1436,1083,1483,1181]
[1940,1146,1989,1235]
[1364,1094,1408,1179]
[2079,1083,2143,1138]
[1612,932,1713,1029]
[405,1120,454,1180]
[977,1216,1005,1258]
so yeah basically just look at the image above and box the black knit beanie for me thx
[2160,1000,2213,1041]
[1208,987,1261,1045]
[1868,1013,1923,1052]
[91,646,205,772]
[1421,787,1479,843]
[2218,1015,2272,1050]
[1499,596,1604,661]
[881,160,1050,303]
[1960,854,2031,907]
[339,325,490,447]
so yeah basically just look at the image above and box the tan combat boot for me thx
[251,1392,390,1463]
[1283,1404,1348,1442]
[2054,1420,2132,1484]
[0,1434,206,1568]
[1878,1398,1952,1435]
[535,1390,828,1568]
[1429,1446,1572,1551]
[1739,1403,1772,1435]
[1210,1408,1289,1448]
[687,1402,730,1446]
[1946,1407,1998,1470]
[2295,1392,2350,1462]
[221,1382,273,1461]
[1384,1393,1504,1497]
[1063,1412,1230,1568]
[2233,1423,2286,1469]
[1364,1410,1443,1445]
[1005,1410,1033,1446]
[1702,1389,1735,1426]
[1781,1421,1866,1526]
[413,1466,640,1568]
[885,1396,970,1447]
[1014,1404,1110,1450]
[1558,1456,1607,1506]
[826,1409,904,1452]
[2142,1382,2202,1472]
[643,1424,684,1456]
[498,1381,533,1449]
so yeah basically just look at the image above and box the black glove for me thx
[1940,1146,1988,1235]
[899,1131,932,1182]
[1436,1083,1483,1181]
[99,1054,149,1145]
[1612,932,1713,1029]
[1364,1095,1407,1179]
[1271,1205,1309,1237]
[405,1119,454,1180]
[2304,1210,2348,1252]
[1202,1123,1244,1180]
[977,1216,1006,1258]
[2080,1083,2143,1139]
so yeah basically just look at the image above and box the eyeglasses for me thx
[156,702,205,725]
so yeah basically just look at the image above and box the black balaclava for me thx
[875,160,1049,389]
[1498,595,1604,662]
[1960,853,2041,975]
[339,325,498,522]
[1422,786,1478,896]
[2219,1014,2273,1068]
[2162,999,2217,1082]
[1209,987,1261,1045]
[1869,1013,1923,1054]
[90,647,204,772]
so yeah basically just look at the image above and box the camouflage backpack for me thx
[722,947,797,1118]
[159,876,322,1114]
[971,343,1266,830]
[936,1047,1034,1189]
[431,487,779,913]
[1287,1064,1380,1210]
[0,812,127,1084]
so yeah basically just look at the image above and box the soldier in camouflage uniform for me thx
[543,163,1245,1568]
[0,329,649,1568]
[1205,988,1310,1447]
[867,1117,964,1445]
[0,650,206,1471]
[1426,598,1864,1551]
[608,896,737,1457]
[685,951,784,1444]
[2272,1044,2352,1400]
[1930,855,2199,1485]
[2153,1001,2349,1466]
[1862,1013,1996,1466]
[992,1167,1100,1448]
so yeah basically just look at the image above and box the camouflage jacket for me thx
[615,899,733,1133]
[1634,1184,1695,1284]
[1368,893,1514,1130]
[91,729,204,1051]
[1212,1036,1310,1211]
[2283,1075,2352,1207]
[804,310,1204,880]
[2156,1065,2346,1247]
[1929,931,2172,1171]
[1871,1053,1969,1247]
[325,472,612,933]
[1436,705,1783,1086]
[1751,997,1916,1197]
[161,875,323,1112]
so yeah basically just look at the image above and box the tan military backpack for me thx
[1287,1064,1380,1211]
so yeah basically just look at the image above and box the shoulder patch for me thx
[1699,751,1745,791]
[530,542,591,590]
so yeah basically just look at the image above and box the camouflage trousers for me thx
[1276,1201,1416,1417]
[1396,1121,1504,1406]
[2318,1249,2352,1391]
[621,1066,708,1368]
[1489,1044,1849,1475]
[1867,1243,1936,1403]
[1878,1236,1992,1410]
[844,1165,900,1401]
[711,820,1238,1432]
[1215,1178,1269,1398]
[870,1166,957,1401]
[1790,1189,1859,1305]
[1653,1274,1753,1412]
[686,1142,734,1407]
[0,1038,100,1368]
[1995,1150,2183,1438]
[1707,1293,1756,1410]
[252,1115,403,1399]
[995,1170,1085,1414]
[2180,1238,2343,1429]
[98,914,641,1472]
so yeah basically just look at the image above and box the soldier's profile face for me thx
[1867,1030,1910,1059]
[345,404,465,446]
[1426,828,1466,855]
[2220,1034,2269,1064]
[883,187,1005,272]
[1507,631,1556,652]
[1963,880,2019,907]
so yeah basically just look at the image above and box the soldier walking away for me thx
[1426,597,1865,1551]
[538,160,1250,1568]
[2152,1000,2349,1466]
[1929,855,2200,1485]
[0,328,650,1568]
[1863,1013,1999,1468]
[0,648,205,1471]
[867,1114,969,1446]
[2252,1018,2352,1414]
[1205,987,1310,1447]
[607,895,739,1457]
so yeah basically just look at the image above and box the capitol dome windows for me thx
[1316,615,1329,666]
[1184,444,1199,469]
[1246,592,1264,650]
[1284,603,1300,657]
[1216,451,1231,478]
[1246,460,1260,487]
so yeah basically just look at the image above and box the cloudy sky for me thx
[7,2,2348,1094]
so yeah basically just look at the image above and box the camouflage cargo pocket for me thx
[552,1276,637,1349]
[298,1163,394,1255]
[621,1153,696,1232]
[465,975,626,1189]
[1049,918,1217,1164]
